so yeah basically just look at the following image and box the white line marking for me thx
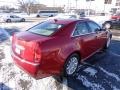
[99,67,120,82]
[77,75,105,90]
[83,67,98,76]
[113,86,120,90]
[109,51,120,57]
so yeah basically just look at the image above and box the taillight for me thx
[12,34,15,43]
[34,43,41,63]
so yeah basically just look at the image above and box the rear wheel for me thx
[21,18,25,22]
[36,15,40,17]
[103,37,111,50]
[6,19,11,23]
[64,53,80,76]
[49,15,53,17]
[106,37,111,48]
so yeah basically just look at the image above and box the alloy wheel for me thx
[66,56,79,75]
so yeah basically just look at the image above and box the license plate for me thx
[15,47,20,54]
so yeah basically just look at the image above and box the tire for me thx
[21,18,25,22]
[64,53,80,77]
[36,15,40,17]
[104,22,112,29]
[104,36,111,50]
[49,15,53,17]
[6,19,11,23]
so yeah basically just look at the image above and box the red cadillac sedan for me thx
[11,19,112,79]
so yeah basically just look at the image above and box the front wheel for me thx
[64,53,80,76]
[36,15,40,17]
[104,37,111,50]
[21,18,25,22]
[6,19,11,23]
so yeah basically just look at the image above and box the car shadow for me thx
[0,83,11,90]
[54,39,120,90]
[0,28,20,43]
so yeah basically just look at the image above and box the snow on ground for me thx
[0,13,37,18]
[99,67,120,82]
[77,75,105,90]
[83,67,97,77]
[0,15,119,90]
[0,41,63,90]
[0,27,65,90]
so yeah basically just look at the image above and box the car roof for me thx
[48,18,89,25]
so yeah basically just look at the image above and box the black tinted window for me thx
[10,16,14,18]
[73,22,89,36]
[87,21,101,32]
[40,11,58,13]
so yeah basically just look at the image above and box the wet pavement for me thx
[67,36,120,90]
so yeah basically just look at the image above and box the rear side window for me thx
[28,21,63,36]
[87,21,101,33]
[73,22,89,36]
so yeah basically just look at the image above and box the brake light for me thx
[34,43,41,63]
[12,34,15,43]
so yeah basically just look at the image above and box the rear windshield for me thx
[28,21,63,36]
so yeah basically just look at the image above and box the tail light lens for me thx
[34,43,41,63]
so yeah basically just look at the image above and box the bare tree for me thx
[17,0,34,15]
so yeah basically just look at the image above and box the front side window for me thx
[73,22,89,36]
[10,16,14,18]
[13,15,19,18]
[87,21,101,33]
[28,21,63,36]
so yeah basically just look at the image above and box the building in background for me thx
[115,0,120,12]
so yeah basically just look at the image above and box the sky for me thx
[0,0,117,12]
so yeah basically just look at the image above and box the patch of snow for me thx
[109,51,120,57]
[77,75,105,90]
[62,78,68,90]
[3,45,12,63]
[113,86,120,90]
[83,67,98,76]
[99,67,120,82]
[0,42,61,90]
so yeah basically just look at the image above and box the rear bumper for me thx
[11,52,51,79]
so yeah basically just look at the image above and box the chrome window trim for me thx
[72,32,96,37]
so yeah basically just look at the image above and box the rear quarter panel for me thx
[39,22,81,75]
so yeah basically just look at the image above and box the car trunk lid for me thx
[12,31,50,63]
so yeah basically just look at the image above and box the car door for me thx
[87,21,107,49]
[12,15,21,22]
[72,21,98,60]
[10,15,15,22]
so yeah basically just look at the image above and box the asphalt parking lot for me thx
[0,18,120,90]
[67,30,120,90]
